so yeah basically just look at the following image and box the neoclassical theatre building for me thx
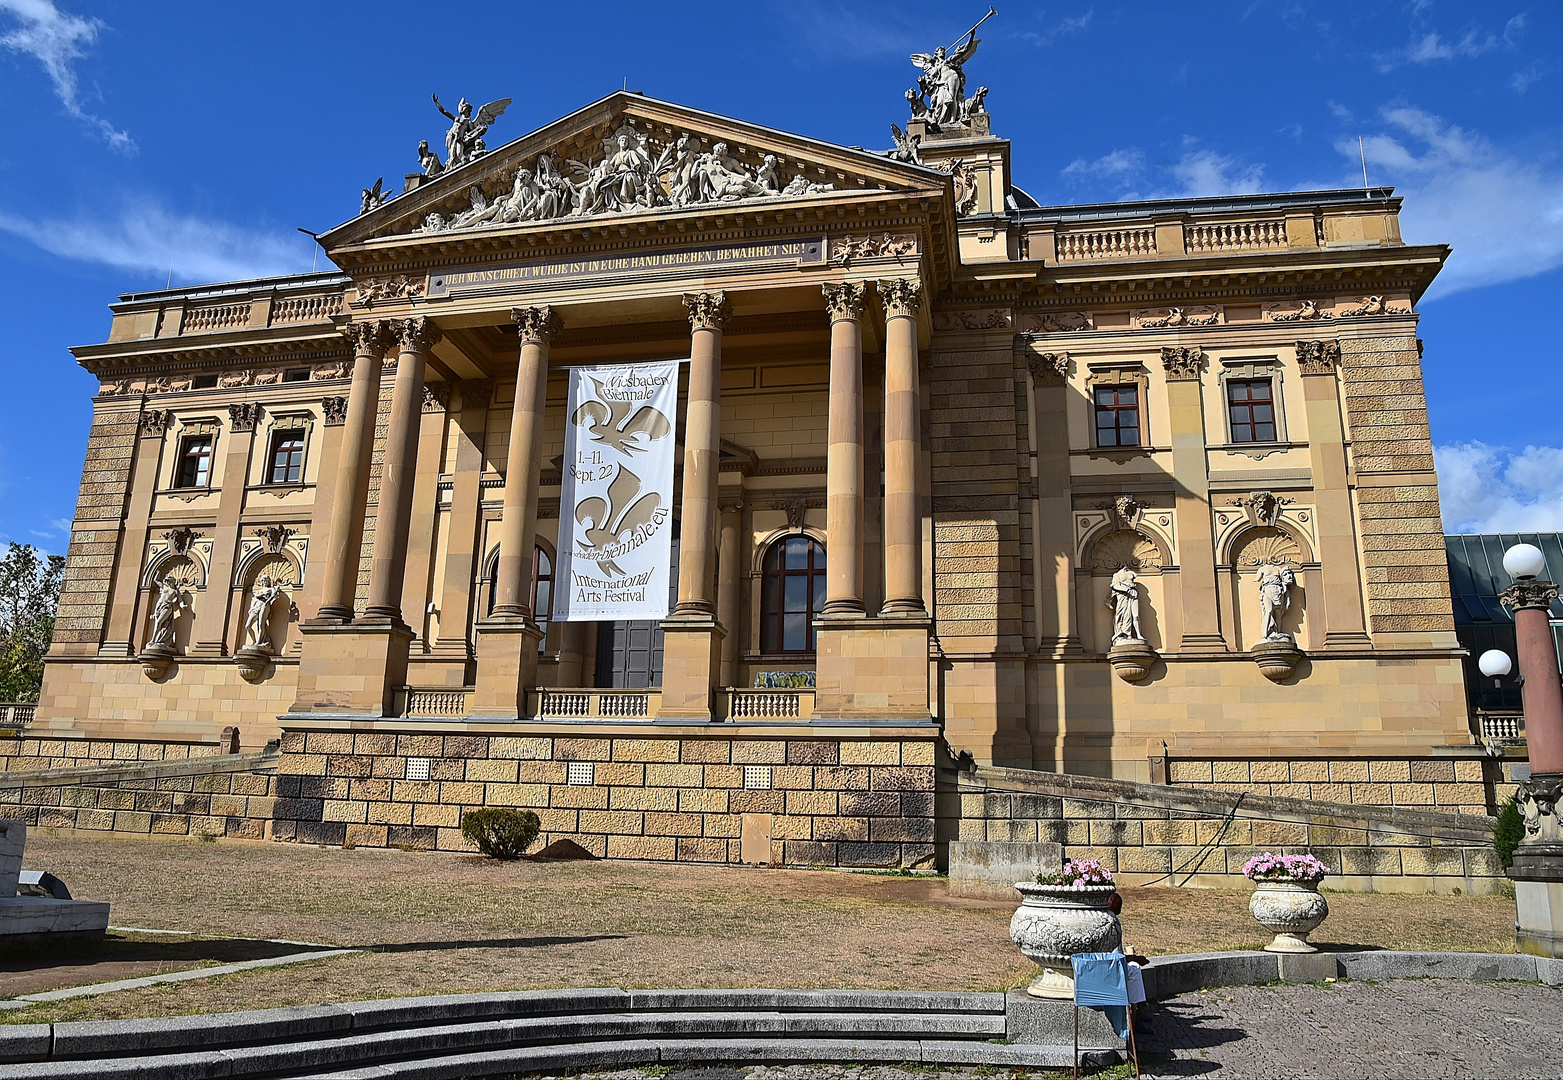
[31,71,1482,862]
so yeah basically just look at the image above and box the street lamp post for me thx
[1500,543,1563,956]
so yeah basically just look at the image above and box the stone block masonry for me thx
[270,726,940,868]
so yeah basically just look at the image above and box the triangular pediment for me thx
[322,92,947,251]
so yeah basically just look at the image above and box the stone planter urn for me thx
[1249,881,1329,953]
[1010,882,1122,998]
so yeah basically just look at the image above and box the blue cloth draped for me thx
[1072,951,1130,1040]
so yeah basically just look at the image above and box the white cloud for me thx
[1061,148,1143,180]
[1016,10,1093,47]
[0,200,306,283]
[1435,442,1563,534]
[1510,62,1546,93]
[1341,107,1563,297]
[1375,14,1526,71]
[0,0,133,151]
[1163,150,1265,197]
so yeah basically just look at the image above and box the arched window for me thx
[485,545,554,653]
[760,536,826,654]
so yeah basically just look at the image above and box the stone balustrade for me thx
[1184,219,1288,253]
[729,688,815,721]
[181,301,251,332]
[530,688,660,721]
[0,705,34,730]
[271,293,344,324]
[403,687,473,718]
[1055,226,1156,262]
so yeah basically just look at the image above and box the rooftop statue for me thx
[432,94,512,169]
[359,177,386,216]
[887,124,922,165]
[908,8,995,130]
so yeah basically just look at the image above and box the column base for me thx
[1177,632,1230,654]
[291,616,414,717]
[469,618,544,720]
[1036,636,1085,659]
[1322,631,1374,649]
[813,616,932,723]
[658,613,725,722]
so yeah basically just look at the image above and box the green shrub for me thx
[1495,795,1525,869]
[461,808,541,860]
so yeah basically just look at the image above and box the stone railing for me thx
[1479,713,1524,742]
[181,302,251,333]
[403,687,471,718]
[0,704,35,729]
[1055,227,1156,262]
[531,688,661,721]
[727,689,816,722]
[272,293,344,324]
[1184,220,1288,253]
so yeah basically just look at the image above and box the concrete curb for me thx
[1,957,1557,1078]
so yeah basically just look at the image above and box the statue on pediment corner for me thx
[432,94,511,169]
[359,177,386,216]
[910,18,986,130]
[888,123,922,166]
[417,140,444,178]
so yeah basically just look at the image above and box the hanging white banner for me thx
[552,360,681,622]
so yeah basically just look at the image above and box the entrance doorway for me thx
[593,538,679,688]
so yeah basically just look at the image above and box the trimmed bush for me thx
[461,808,541,860]
[1495,795,1524,869]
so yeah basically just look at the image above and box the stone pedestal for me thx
[1513,774,1563,957]
[138,643,176,680]
[468,620,544,720]
[1107,640,1158,684]
[1252,639,1304,682]
[234,646,271,683]
[291,618,413,716]
[1006,990,1124,1054]
[813,617,931,722]
[0,821,109,938]
[658,615,725,722]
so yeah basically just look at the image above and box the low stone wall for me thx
[0,733,233,773]
[0,752,278,840]
[1165,754,1499,815]
[955,765,1501,895]
[273,724,940,867]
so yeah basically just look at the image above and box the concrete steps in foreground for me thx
[0,989,1121,1079]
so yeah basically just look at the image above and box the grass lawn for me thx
[0,832,1517,1024]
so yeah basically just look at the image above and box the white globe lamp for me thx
[1478,649,1512,682]
[1503,543,1547,580]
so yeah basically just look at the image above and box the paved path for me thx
[544,978,1563,1079]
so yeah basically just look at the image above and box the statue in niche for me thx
[432,94,511,169]
[1106,567,1143,644]
[149,576,186,648]
[1255,563,1297,642]
[243,575,288,652]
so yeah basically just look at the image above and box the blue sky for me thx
[0,0,1559,553]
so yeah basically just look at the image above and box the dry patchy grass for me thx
[0,832,1516,1025]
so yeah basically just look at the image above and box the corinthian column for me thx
[877,278,926,617]
[363,318,441,622]
[657,292,730,722]
[492,306,560,618]
[674,291,730,616]
[822,282,866,616]
[315,321,391,622]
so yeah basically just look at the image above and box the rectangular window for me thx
[190,374,219,390]
[175,435,213,488]
[1228,379,1277,443]
[283,367,311,383]
[1094,384,1141,447]
[267,430,305,484]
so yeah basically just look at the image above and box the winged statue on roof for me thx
[432,94,512,169]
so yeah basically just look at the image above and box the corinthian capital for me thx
[1161,346,1205,381]
[1295,339,1342,375]
[341,319,392,357]
[683,291,731,332]
[1027,352,1069,384]
[822,281,866,323]
[876,278,922,319]
[511,305,562,345]
[1502,579,1560,612]
[393,317,442,354]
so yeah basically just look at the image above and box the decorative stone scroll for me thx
[830,234,917,269]
[1266,300,1333,323]
[1134,305,1219,329]
[1019,311,1093,333]
[254,525,294,554]
[162,526,202,556]
[932,309,1010,331]
[1161,346,1205,381]
[1338,295,1410,317]
[1026,352,1069,384]
[822,282,865,322]
[321,396,349,427]
[1295,340,1342,375]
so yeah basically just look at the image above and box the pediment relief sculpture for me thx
[1019,311,1093,333]
[398,120,852,239]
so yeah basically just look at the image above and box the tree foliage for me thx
[0,543,65,703]
[1495,794,1525,870]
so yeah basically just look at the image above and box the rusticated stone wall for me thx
[1339,334,1454,637]
[53,408,138,647]
[271,728,939,867]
